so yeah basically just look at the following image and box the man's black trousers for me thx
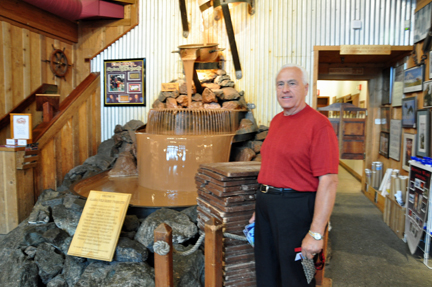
[254,189,317,287]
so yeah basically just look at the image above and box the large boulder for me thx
[173,244,204,287]
[52,203,83,236]
[135,208,197,252]
[0,248,39,287]
[108,151,138,177]
[84,154,114,171]
[62,255,89,287]
[74,261,155,287]
[97,138,115,158]
[114,237,149,262]
[34,242,65,284]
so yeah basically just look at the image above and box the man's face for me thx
[276,67,309,114]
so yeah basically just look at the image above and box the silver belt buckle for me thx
[262,185,269,193]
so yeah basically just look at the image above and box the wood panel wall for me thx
[0,20,76,143]
[35,76,101,197]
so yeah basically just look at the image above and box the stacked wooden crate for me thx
[195,161,260,287]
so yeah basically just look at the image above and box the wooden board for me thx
[68,190,131,261]
[199,161,261,179]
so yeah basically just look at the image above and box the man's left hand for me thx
[301,233,323,259]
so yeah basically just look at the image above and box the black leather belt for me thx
[260,184,298,194]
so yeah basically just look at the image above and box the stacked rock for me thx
[231,124,269,162]
[195,161,261,287]
[152,70,248,110]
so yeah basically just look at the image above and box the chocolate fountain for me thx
[136,43,244,204]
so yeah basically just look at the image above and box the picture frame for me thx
[402,96,417,128]
[389,119,402,161]
[430,51,432,79]
[380,106,391,132]
[424,80,432,108]
[403,133,416,171]
[414,3,432,43]
[379,131,390,158]
[104,58,146,106]
[10,113,32,142]
[403,65,424,94]
[382,67,393,105]
[417,109,430,157]
[392,64,405,107]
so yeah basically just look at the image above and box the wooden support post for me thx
[205,217,223,287]
[154,223,173,287]
[42,102,54,122]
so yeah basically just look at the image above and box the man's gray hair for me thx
[276,64,309,85]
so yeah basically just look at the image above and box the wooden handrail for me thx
[33,72,100,146]
[0,84,57,131]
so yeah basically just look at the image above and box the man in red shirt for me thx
[249,64,339,286]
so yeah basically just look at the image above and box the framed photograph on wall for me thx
[402,96,417,128]
[381,106,391,132]
[392,64,405,107]
[414,3,432,43]
[382,67,393,105]
[379,131,390,158]
[430,51,432,79]
[403,133,416,171]
[403,65,424,93]
[424,80,432,107]
[417,109,430,157]
[389,119,402,161]
[104,58,146,106]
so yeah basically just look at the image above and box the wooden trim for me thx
[0,84,57,131]
[312,49,319,109]
[33,73,100,146]
[0,0,78,43]
[339,161,362,182]
[416,0,432,13]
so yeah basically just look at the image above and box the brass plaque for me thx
[161,83,179,91]
[340,45,391,55]
[68,190,131,261]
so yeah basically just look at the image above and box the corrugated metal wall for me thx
[91,0,416,141]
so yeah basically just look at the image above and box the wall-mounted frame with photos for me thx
[424,80,432,107]
[414,2,432,43]
[417,109,430,157]
[403,133,416,171]
[389,119,402,161]
[404,65,424,93]
[104,58,146,106]
[380,106,391,132]
[379,131,390,158]
[402,96,417,128]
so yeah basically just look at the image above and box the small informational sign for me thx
[161,83,179,92]
[340,45,391,55]
[68,190,131,261]
[10,113,32,142]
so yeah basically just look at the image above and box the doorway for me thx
[317,80,368,180]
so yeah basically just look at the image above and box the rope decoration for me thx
[154,232,247,256]
[154,241,170,256]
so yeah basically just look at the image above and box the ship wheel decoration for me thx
[42,45,71,79]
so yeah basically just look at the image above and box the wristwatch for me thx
[308,230,323,240]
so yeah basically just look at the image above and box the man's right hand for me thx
[249,212,255,223]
